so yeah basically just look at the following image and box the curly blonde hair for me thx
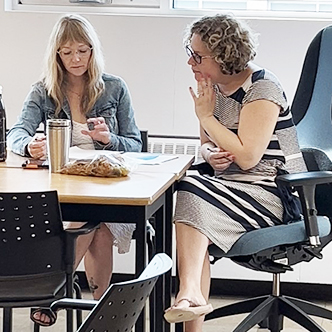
[184,14,258,75]
[43,14,105,115]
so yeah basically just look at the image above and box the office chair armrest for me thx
[277,171,332,247]
[276,171,332,187]
[64,220,100,237]
[50,298,97,312]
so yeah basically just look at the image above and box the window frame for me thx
[5,0,332,19]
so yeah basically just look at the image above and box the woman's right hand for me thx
[27,135,47,160]
[207,147,234,171]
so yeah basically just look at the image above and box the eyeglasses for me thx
[57,47,93,60]
[185,45,214,64]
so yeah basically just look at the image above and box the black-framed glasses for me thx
[185,45,214,64]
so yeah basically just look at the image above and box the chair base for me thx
[205,294,332,332]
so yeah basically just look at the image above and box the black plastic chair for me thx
[181,25,332,332]
[0,190,97,332]
[38,253,172,332]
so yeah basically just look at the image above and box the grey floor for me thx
[2,293,332,332]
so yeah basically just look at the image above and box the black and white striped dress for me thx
[174,68,307,253]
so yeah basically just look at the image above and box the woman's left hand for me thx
[189,76,216,122]
[81,117,110,145]
[207,147,235,171]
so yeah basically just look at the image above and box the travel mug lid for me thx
[47,119,71,127]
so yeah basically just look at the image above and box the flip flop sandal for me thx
[164,298,213,323]
[30,308,57,327]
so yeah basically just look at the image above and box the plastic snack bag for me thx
[60,153,131,177]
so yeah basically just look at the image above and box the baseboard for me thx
[76,272,332,301]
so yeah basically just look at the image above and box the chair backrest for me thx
[291,25,332,219]
[140,130,148,152]
[0,191,65,276]
[77,253,172,332]
[291,25,332,170]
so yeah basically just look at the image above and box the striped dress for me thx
[174,68,307,253]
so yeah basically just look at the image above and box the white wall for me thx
[1,1,331,137]
[2,2,332,283]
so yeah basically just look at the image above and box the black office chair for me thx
[188,25,332,332]
[35,253,172,332]
[291,24,332,220]
[0,190,97,332]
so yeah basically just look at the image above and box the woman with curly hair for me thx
[164,14,306,331]
[8,13,141,325]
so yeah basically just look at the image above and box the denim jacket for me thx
[7,73,142,156]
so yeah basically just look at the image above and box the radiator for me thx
[147,135,203,163]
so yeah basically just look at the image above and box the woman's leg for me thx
[84,223,114,300]
[183,250,211,332]
[171,222,211,332]
[71,222,96,269]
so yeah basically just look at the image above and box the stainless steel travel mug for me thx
[46,119,71,173]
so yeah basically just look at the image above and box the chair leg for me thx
[74,278,83,328]
[279,296,325,332]
[147,217,156,332]
[232,296,276,332]
[66,309,74,332]
[258,315,284,331]
[175,322,184,332]
[286,295,332,320]
[33,322,40,332]
[205,295,268,320]
[3,307,12,332]
[30,308,41,332]
[147,217,156,261]
[149,285,156,332]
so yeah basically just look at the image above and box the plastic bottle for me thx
[0,86,7,162]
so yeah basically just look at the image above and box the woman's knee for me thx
[93,223,114,243]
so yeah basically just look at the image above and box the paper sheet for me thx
[123,152,178,165]
[69,147,178,165]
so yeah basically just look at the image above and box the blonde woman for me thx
[8,14,141,325]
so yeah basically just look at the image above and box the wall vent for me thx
[147,135,203,163]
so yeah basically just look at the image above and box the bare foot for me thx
[31,309,57,326]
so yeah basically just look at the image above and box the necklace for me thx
[67,88,82,99]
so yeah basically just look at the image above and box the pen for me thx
[207,147,233,162]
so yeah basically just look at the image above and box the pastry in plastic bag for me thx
[60,154,130,177]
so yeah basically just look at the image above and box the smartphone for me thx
[22,159,49,169]
[87,122,95,131]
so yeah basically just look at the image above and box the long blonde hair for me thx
[43,14,105,115]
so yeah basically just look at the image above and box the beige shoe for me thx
[164,298,213,323]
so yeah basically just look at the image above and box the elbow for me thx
[237,163,258,171]
[235,153,261,171]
